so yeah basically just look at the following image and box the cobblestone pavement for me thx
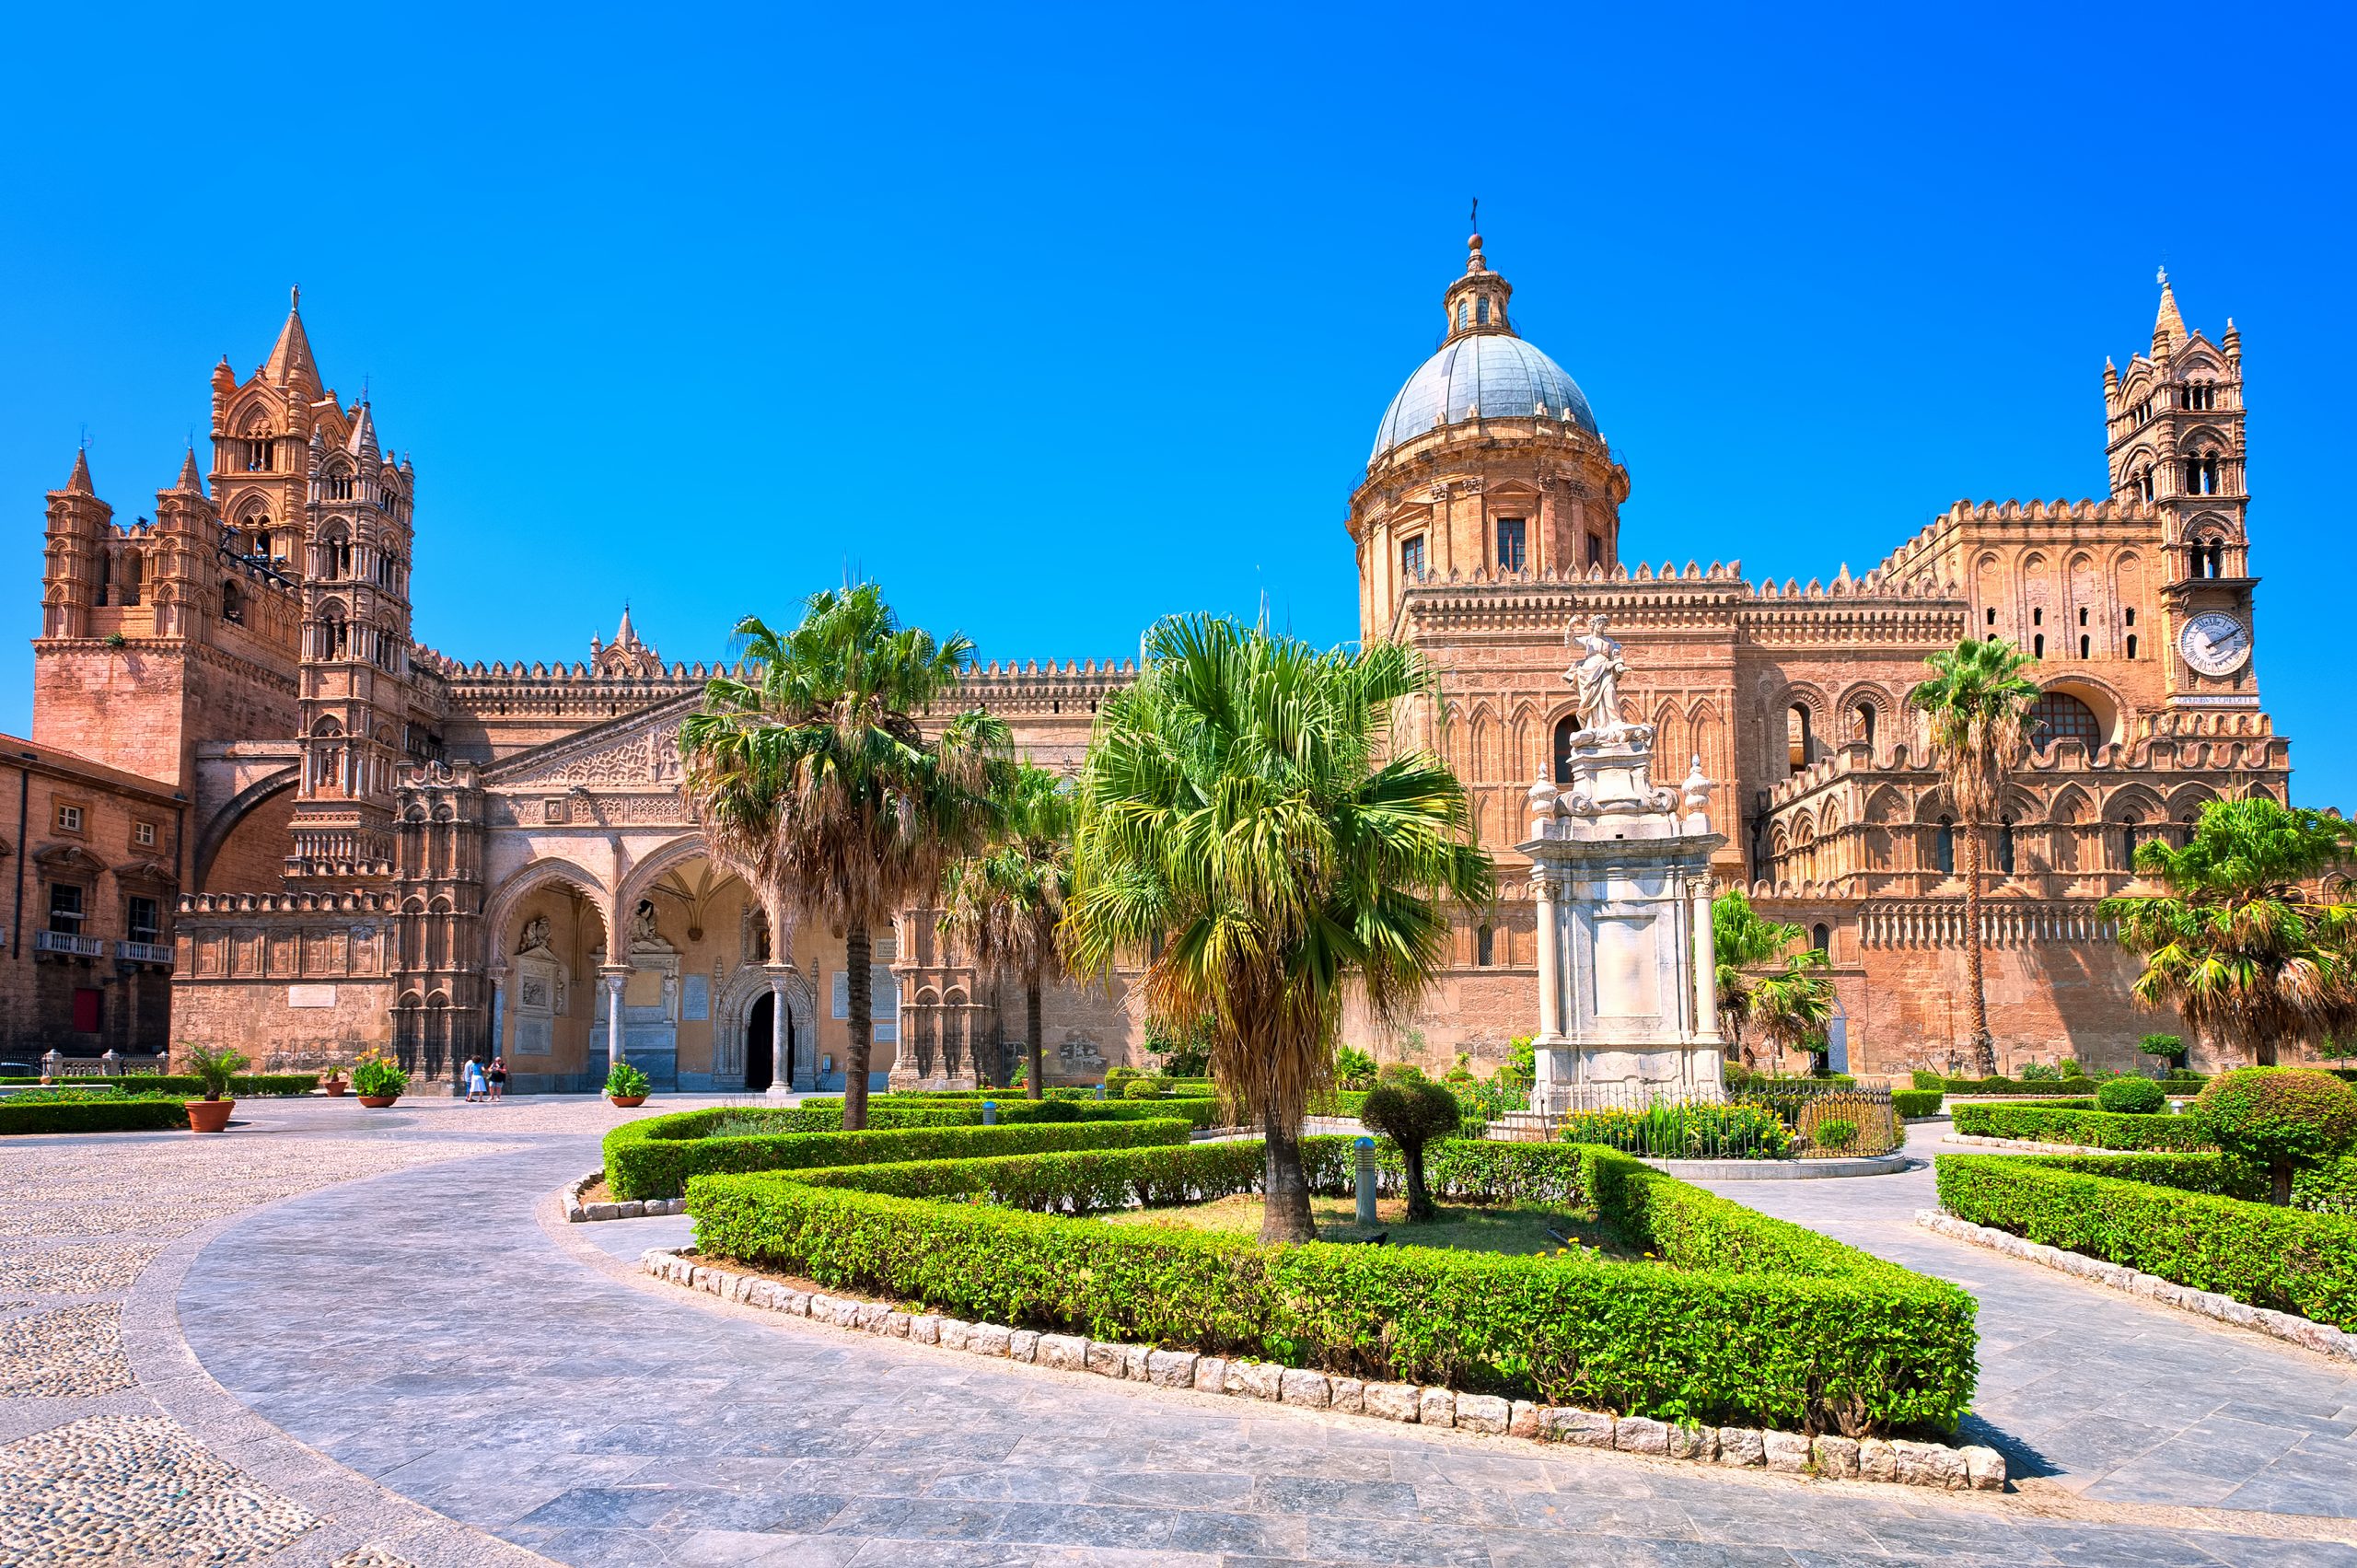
[1700,1122,2357,1519]
[154,1101,2357,1566]
[0,1092,744,1566]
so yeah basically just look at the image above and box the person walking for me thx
[463,1056,487,1103]
[488,1055,507,1103]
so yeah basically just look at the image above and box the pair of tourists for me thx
[462,1057,509,1102]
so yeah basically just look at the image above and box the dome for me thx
[1370,334,1599,464]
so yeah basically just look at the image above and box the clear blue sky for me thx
[3,4,2351,798]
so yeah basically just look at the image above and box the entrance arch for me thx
[714,963,819,1093]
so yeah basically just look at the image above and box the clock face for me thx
[2179,611,2251,677]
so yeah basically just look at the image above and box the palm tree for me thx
[679,584,1005,1131]
[1750,948,1835,1075]
[940,761,1074,1098]
[1908,638,2040,1076]
[2101,797,2357,1067]
[1712,889,1807,1071]
[1063,615,1493,1244]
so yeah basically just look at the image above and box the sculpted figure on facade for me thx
[1565,614,1627,738]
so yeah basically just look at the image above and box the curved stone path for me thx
[134,1101,2357,1566]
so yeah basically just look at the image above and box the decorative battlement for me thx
[178,889,402,914]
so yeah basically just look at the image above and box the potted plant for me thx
[606,1061,650,1108]
[184,1042,249,1133]
[351,1048,409,1108]
[318,1065,350,1097]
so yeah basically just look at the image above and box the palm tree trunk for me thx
[1025,977,1044,1099]
[1260,1103,1316,1244]
[1963,822,1996,1077]
[843,923,873,1132]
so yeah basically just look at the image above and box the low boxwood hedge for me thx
[0,1096,191,1134]
[602,1109,1191,1200]
[1950,1100,2212,1150]
[1936,1152,2357,1330]
[0,1073,320,1097]
[689,1136,1977,1436]
[799,1095,1228,1132]
[1892,1089,1944,1119]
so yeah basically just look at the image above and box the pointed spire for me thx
[211,356,238,397]
[2153,266,2186,347]
[174,446,204,493]
[345,401,378,459]
[615,602,637,645]
[65,447,93,494]
[262,285,322,396]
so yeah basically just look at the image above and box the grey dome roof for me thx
[1370,333,1598,464]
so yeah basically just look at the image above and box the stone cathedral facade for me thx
[13,245,2290,1085]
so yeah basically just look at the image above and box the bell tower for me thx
[2102,270,2257,709]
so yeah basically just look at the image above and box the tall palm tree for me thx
[1712,889,1807,1071]
[2102,796,2357,1067]
[940,761,1074,1098]
[1063,615,1493,1244]
[1750,948,1835,1075]
[679,584,1005,1131]
[1908,638,2039,1076]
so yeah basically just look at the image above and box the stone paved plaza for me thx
[6,1099,2357,1566]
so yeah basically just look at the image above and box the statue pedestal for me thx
[1521,726,1727,1112]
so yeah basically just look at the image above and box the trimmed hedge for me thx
[1950,1101,2212,1150]
[0,1096,191,1134]
[798,1096,1228,1131]
[1937,1152,2357,1330]
[2294,1155,2357,1215]
[0,1073,320,1097]
[602,1110,1190,1200]
[689,1137,1977,1435]
[1892,1089,1944,1119]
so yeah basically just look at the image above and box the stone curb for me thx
[563,1170,685,1223]
[636,1245,2003,1494]
[1645,1153,1910,1181]
[1914,1208,2357,1365]
[1942,1133,2161,1156]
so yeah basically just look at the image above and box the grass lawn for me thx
[1100,1193,1641,1259]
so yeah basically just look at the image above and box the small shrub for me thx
[2019,1063,2060,1082]
[607,1061,651,1098]
[2139,1032,2186,1063]
[1910,1070,1945,1091]
[1443,1051,1477,1087]
[2059,1059,2086,1080]
[2096,1077,2167,1115]
[1376,1061,1428,1087]
[1892,1089,1944,1119]
[2193,1067,2357,1205]
[1333,1046,1377,1091]
[1357,1077,1461,1221]
[1121,1076,1167,1100]
[183,1043,250,1102]
[1812,1117,1859,1152]
[350,1049,409,1098]
[1104,1067,1142,1093]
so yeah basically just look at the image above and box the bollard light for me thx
[982,1098,998,1126]
[1353,1134,1378,1228]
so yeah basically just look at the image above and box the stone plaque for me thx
[287,984,337,1009]
[1592,916,1657,1019]
[515,1016,552,1055]
[682,974,709,1021]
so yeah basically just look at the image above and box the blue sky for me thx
[2,4,2351,798]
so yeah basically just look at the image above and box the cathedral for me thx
[11,239,2288,1086]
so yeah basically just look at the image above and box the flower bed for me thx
[1948,1100,2212,1151]
[601,1109,1192,1200]
[688,1136,1978,1436]
[1935,1152,2357,1330]
[0,1094,192,1134]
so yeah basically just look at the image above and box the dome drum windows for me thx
[1494,517,1526,573]
[1400,533,1427,583]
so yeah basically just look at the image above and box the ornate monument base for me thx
[1519,624,1729,1112]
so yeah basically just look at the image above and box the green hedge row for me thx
[1936,1153,2357,1330]
[689,1137,1977,1435]
[1950,1101,2212,1150]
[1892,1089,1945,1119]
[603,1110,1191,1199]
[799,1095,1228,1131]
[2294,1155,2357,1215]
[0,1097,191,1134]
[0,1073,321,1097]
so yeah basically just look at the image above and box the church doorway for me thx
[747,993,774,1091]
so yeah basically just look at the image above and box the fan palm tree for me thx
[679,584,1006,1131]
[1908,638,2040,1076]
[2101,796,2357,1067]
[940,761,1074,1098]
[1750,948,1836,1075]
[1063,615,1493,1244]
[1712,889,1807,1071]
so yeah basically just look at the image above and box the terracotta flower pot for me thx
[319,1078,349,1098]
[357,1094,401,1109]
[609,1094,648,1108]
[185,1098,234,1133]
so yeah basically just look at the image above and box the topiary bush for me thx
[1950,1100,2208,1151]
[1120,1076,1167,1100]
[2096,1077,2167,1115]
[2293,1155,2357,1216]
[2193,1067,2357,1205]
[1357,1077,1460,1221]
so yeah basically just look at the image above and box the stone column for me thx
[487,967,508,1059]
[1689,876,1720,1045]
[765,962,795,1098]
[1533,865,1562,1043]
[600,967,629,1080]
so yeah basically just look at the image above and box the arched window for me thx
[221,580,244,625]
[2078,634,2091,659]
[2027,691,2102,752]
[1933,818,1956,878]
[1787,705,1812,775]
[2126,634,2140,660]
[1810,923,1829,957]
[1997,818,2017,877]
[1475,296,1491,325]
[1852,703,1877,750]
[1456,301,1469,330]
[119,551,143,607]
[2033,633,2045,658]
[1476,923,1495,967]
[95,550,111,604]
[1553,715,1582,784]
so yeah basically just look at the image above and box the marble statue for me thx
[517,915,551,953]
[631,899,661,947]
[1565,614,1627,737]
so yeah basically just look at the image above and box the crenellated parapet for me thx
[947,657,1138,716]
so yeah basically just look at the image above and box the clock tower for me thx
[2103,270,2258,710]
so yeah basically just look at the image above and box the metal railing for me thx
[1489,1081,1899,1160]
